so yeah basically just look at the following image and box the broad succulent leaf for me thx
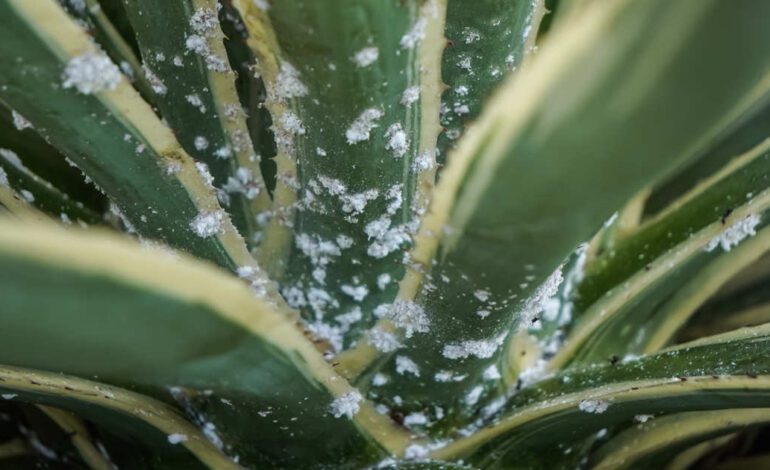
[3,0,770,467]
[433,324,770,468]
[438,0,543,157]
[119,0,272,246]
[233,0,445,349]
[0,0,263,276]
[0,220,409,468]
[0,365,235,469]
[340,0,770,431]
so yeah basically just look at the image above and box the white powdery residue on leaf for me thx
[457,56,472,72]
[453,103,470,115]
[404,412,428,427]
[434,370,467,382]
[143,65,167,95]
[705,213,762,252]
[341,283,369,302]
[377,273,391,290]
[279,111,306,135]
[20,189,34,203]
[62,50,122,94]
[253,0,270,10]
[214,146,232,159]
[442,333,505,360]
[328,390,363,419]
[373,303,391,318]
[385,184,403,215]
[368,328,401,353]
[185,34,227,72]
[385,123,410,159]
[455,85,469,96]
[578,399,610,414]
[280,282,307,309]
[308,288,337,319]
[412,149,436,173]
[0,167,7,187]
[307,320,344,352]
[462,27,480,44]
[473,289,490,302]
[167,433,188,445]
[352,46,379,67]
[340,189,379,218]
[194,162,215,187]
[465,385,484,406]
[401,86,420,106]
[404,444,429,460]
[400,17,427,49]
[185,94,206,113]
[346,108,384,144]
[223,167,261,200]
[1,394,17,400]
[189,210,225,238]
[518,265,564,326]
[12,110,32,130]
[336,307,363,330]
[395,355,420,376]
[202,422,224,450]
[336,234,354,249]
[295,232,342,267]
[317,175,347,196]
[389,300,430,337]
[189,8,218,36]
[316,147,327,156]
[517,358,549,388]
[275,61,308,99]
[364,216,412,258]
[482,365,501,381]
[372,373,389,386]
[635,414,654,423]
[194,136,209,151]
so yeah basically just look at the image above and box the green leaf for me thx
[553,199,770,369]
[0,219,410,468]
[119,0,271,246]
[438,0,544,158]
[590,410,770,470]
[57,0,154,100]
[679,271,770,342]
[432,324,770,468]
[234,0,445,348]
[0,102,106,215]
[0,365,235,469]
[0,146,101,225]
[0,0,261,274]
[644,98,770,218]
[218,1,277,195]
[578,131,770,317]
[340,0,770,430]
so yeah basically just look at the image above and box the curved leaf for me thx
[438,0,544,157]
[234,0,445,348]
[0,364,237,469]
[0,0,260,274]
[119,0,271,246]
[590,410,770,469]
[432,324,770,468]
[0,219,410,468]
[340,0,770,431]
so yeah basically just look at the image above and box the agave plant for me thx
[2,0,770,468]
